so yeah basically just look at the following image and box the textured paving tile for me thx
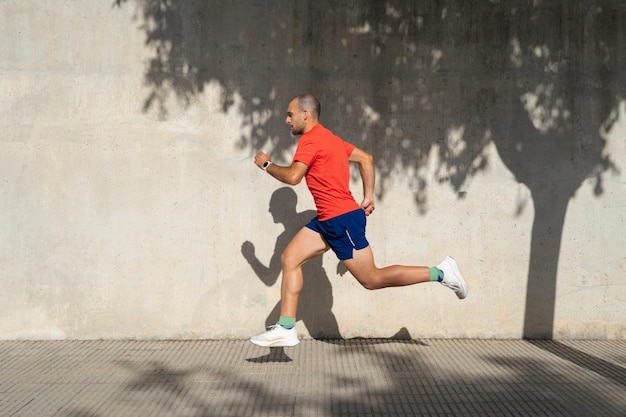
[0,339,624,416]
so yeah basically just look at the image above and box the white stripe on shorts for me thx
[345,230,356,247]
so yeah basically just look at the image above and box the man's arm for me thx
[254,151,308,185]
[348,146,375,216]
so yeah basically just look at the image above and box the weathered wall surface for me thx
[1,0,624,340]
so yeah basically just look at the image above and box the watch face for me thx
[263,161,270,168]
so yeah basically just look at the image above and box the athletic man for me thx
[250,94,468,347]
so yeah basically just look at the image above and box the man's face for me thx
[286,99,305,136]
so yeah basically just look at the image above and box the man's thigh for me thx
[282,227,330,267]
[342,245,377,283]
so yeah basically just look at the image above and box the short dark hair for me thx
[296,94,321,119]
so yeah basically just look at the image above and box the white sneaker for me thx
[250,324,300,347]
[437,256,468,299]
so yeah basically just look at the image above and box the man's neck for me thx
[302,121,319,134]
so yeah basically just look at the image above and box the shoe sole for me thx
[250,338,300,348]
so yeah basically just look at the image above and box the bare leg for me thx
[280,227,329,317]
[249,228,329,347]
[343,246,430,290]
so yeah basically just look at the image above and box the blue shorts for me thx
[305,209,370,260]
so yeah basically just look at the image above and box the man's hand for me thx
[349,147,375,215]
[361,196,375,216]
[254,151,271,169]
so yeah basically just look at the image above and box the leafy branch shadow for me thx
[114,0,625,338]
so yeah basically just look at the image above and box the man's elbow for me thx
[359,152,374,168]
[285,173,303,186]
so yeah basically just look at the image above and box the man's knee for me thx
[352,272,384,290]
[281,251,294,269]
[281,249,303,270]
[360,280,379,290]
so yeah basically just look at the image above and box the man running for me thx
[251,94,468,347]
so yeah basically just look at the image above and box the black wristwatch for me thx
[262,161,272,171]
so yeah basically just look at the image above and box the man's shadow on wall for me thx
[242,187,342,362]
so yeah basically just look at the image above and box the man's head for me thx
[286,94,321,136]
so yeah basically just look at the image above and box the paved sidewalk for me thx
[0,339,624,417]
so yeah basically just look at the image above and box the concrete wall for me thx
[1,0,624,340]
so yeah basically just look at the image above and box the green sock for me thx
[429,267,444,282]
[278,316,296,329]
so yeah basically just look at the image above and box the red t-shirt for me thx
[292,124,360,221]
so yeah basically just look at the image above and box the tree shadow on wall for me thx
[115,0,625,339]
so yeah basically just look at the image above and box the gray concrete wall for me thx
[1,0,624,340]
